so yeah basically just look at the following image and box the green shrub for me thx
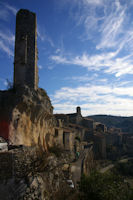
[79,171,133,200]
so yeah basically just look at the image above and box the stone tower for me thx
[76,106,81,115]
[14,9,38,90]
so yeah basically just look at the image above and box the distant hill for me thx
[87,115,133,133]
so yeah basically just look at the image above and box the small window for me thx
[55,129,58,137]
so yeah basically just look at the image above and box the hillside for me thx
[88,115,133,133]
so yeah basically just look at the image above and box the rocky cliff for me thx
[0,146,77,200]
[0,86,95,200]
[0,85,55,150]
[0,86,77,199]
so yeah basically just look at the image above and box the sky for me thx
[0,0,133,116]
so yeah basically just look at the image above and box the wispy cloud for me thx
[37,27,45,41]
[83,0,104,6]
[55,48,61,53]
[0,3,17,21]
[37,26,54,47]
[50,49,133,77]
[0,78,8,88]
[49,0,133,78]
[50,55,69,64]
[96,4,126,49]
[0,3,16,57]
[0,40,13,57]
[67,0,106,41]
[65,75,92,82]
[4,3,17,15]
[64,73,98,82]
[64,0,133,52]
[0,29,14,57]
[38,65,43,69]
[50,0,133,116]
[0,30,14,45]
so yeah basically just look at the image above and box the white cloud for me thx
[50,55,69,64]
[0,29,14,57]
[55,48,61,53]
[49,0,133,116]
[80,0,133,55]
[83,0,103,6]
[48,66,54,70]
[37,28,45,41]
[58,0,105,41]
[65,0,133,53]
[0,3,15,57]
[97,9,125,49]
[53,99,133,116]
[52,84,133,116]
[37,26,54,47]
[0,40,13,57]
[50,49,133,77]
[77,1,105,39]
[118,81,133,87]
[0,78,8,88]
[38,65,43,69]
[0,3,17,21]
[64,73,99,82]
[0,30,14,45]
[4,80,8,86]
[4,3,17,15]
[65,75,91,82]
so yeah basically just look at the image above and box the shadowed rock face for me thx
[0,86,55,150]
[0,146,76,200]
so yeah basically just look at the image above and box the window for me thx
[55,129,58,137]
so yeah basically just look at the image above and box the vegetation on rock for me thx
[79,171,133,200]
[114,160,133,176]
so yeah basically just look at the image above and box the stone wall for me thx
[54,127,64,148]
[82,146,94,175]
[0,146,75,200]
[0,152,13,180]
[93,134,106,159]
[63,132,75,151]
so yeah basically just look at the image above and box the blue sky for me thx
[1,0,133,116]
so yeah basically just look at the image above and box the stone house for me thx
[54,107,94,154]
[93,122,107,132]
[93,133,106,159]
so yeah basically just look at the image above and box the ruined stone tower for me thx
[14,9,38,90]
[76,106,81,115]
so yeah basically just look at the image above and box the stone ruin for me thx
[14,9,38,90]
[0,9,54,149]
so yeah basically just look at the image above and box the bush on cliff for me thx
[114,160,133,176]
[79,171,133,200]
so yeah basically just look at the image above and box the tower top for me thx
[16,9,36,19]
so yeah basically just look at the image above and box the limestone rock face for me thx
[0,86,55,150]
[0,147,75,200]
